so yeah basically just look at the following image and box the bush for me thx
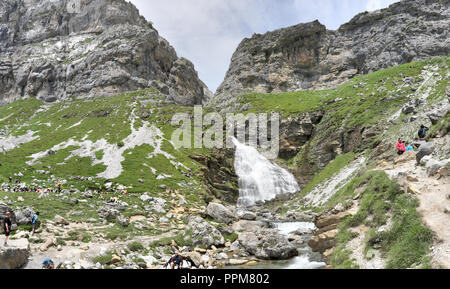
[128,241,144,252]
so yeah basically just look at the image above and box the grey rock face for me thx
[206,202,235,224]
[0,238,30,269]
[212,0,449,108]
[0,0,209,106]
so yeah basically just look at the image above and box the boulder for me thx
[308,230,338,253]
[315,211,352,229]
[186,216,224,248]
[98,206,120,220]
[206,202,235,224]
[255,233,299,260]
[15,207,35,225]
[0,239,30,269]
[425,159,450,177]
[416,143,435,165]
[238,230,298,260]
[116,214,130,227]
[54,215,69,225]
[40,237,57,252]
[231,220,270,233]
[394,151,416,164]
[236,210,257,221]
[182,251,202,268]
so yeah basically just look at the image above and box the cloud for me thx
[129,0,398,92]
[366,0,396,11]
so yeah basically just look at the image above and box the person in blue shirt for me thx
[405,142,414,152]
[31,212,40,235]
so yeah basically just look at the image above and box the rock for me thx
[315,211,353,229]
[238,230,298,260]
[206,203,235,224]
[40,238,56,252]
[98,205,120,220]
[228,259,248,266]
[212,1,450,109]
[15,207,35,225]
[394,151,416,164]
[142,196,167,213]
[231,220,270,233]
[416,143,435,165]
[308,230,338,253]
[216,252,228,260]
[0,239,30,269]
[406,176,419,182]
[54,215,69,226]
[236,210,257,221]
[407,185,421,195]
[444,208,450,214]
[0,0,209,106]
[201,254,211,265]
[111,255,121,264]
[186,216,224,248]
[116,214,130,227]
[426,159,450,177]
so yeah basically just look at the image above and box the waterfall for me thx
[233,138,300,207]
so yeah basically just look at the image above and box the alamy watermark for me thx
[171,106,280,159]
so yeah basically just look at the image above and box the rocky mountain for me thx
[0,0,210,106]
[212,0,449,108]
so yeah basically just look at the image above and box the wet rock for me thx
[238,230,298,260]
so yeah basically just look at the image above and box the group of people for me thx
[5,179,62,194]
[396,125,429,155]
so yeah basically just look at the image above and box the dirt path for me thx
[380,153,450,269]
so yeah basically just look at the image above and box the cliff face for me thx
[212,0,449,108]
[0,0,210,105]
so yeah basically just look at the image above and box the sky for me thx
[130,0,399,92]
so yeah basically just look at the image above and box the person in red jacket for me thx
[396,139,406,155]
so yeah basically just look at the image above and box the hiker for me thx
[405,142,414,152]
[57,183,61,193]
[169,252,184,269]
[418,125,429,140]
[31,212,40,235]
[42,258,55,269]
[396,138,406,155]
[3,211,12,247]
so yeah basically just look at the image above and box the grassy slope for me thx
[0,89,210,240]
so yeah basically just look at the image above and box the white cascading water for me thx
[233,138,300,207]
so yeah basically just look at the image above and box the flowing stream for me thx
[232,139,326,269]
